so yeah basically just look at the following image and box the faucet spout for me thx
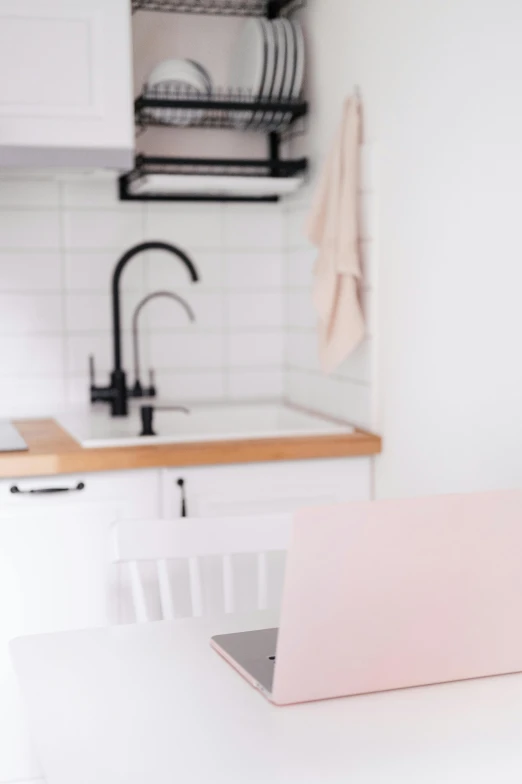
[131,290,196,395]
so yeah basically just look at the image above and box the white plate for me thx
[280,18,297,124]
[268,19,288,128]
[291,20,305,99]
[229,19,267,128]
[129,174,305,197]
[146,59,211,126]
[148,59,207,88]
[252,18,277,129]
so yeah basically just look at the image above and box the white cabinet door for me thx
[161,458,372,519]
[0,469,162,520]
[0,0,133,168]
[0,506,117,783]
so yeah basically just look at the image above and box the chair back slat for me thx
[156,559,175,620]
[257,552,268,610]
[188,556,204,618]
[222,554,235,614]
[129,561,148,623]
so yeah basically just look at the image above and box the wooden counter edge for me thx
[0,419,382,479]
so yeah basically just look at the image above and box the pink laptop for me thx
[211,490,522,705]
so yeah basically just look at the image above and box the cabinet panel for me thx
[0,0,133,168]
[0,506,117,782]
[162,458,372,519]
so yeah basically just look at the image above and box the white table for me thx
[10,612,522,784]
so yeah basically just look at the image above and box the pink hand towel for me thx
[307,95,365,374]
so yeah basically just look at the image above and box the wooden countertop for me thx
[0,419,382,479]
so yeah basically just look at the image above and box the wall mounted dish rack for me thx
[122,0,308,203]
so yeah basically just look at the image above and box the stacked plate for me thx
[145,58,212,126]
[229,17,305,131]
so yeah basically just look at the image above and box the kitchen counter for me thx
[0,417,381,479]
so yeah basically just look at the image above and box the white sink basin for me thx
[57,402,354,449]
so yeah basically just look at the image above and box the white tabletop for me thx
[10,612,522,784]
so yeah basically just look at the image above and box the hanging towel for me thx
[307,95,365,374]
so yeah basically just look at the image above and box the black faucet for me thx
[90,241,199,417]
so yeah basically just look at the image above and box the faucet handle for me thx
[148,369,157,398]
[89,355,96,386]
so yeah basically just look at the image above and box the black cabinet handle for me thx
[177,478,188,518]
[10,482,86,496]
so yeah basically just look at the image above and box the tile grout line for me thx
[57,181,68,408]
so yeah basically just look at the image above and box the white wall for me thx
[301,0,522,497]
[0,175,285,417]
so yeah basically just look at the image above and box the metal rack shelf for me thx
[132,0,294,16]
[119,154,307,203]
[135,86,307,134]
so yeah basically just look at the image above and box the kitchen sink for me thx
[57,402,355,449]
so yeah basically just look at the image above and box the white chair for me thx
[113,515,292,623]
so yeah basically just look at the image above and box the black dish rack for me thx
[125,0,307,202]
[132,0,296,17]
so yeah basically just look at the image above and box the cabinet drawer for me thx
[0,469,161,519]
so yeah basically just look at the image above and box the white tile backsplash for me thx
[223,206,284,250]
[0,166,378,427]
[65,251,145,292]
[0,179,61,208]
[227,291,284,329]
[285,247,315,287]
[0,336,64,376]
[229,369,284,399]
[145,205,222,250]
[0,210,61,249]
[225,251,284,289]
[0,378,66,417]
[65,293,112,332]
[0,293,63,335]
[228,331,284,368]
[61,178,121,208]
[0,174,292,416]
[149,332,225,370]
[0,252,62,292]
[153,370,226,402]
[63,209,144,251]
[285,289,316,329]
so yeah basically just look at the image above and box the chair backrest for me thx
[113,515,292,622]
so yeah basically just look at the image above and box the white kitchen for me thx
[1,1,522,782]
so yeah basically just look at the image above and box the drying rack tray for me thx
[119,154,307,203]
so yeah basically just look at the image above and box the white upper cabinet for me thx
[0,0,134,168]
